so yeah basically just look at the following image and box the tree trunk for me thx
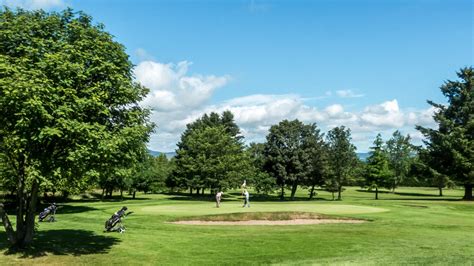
[15,160,26,244]
[309,184,316,200]
[3,177,40,247]
[280,185,285,200]
[0,203,16,245]
[133,191,136,199]
[438,186,443,197]
[189,187,192,195]
[101,188,105,200]
[463,184,473,200]
[23,180,39,245]
[120,189,123,200]
[375,187,378,200]
[290,181,298,200]
[337,186,342,200]
[331,191,335,200]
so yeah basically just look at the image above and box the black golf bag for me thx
[105,206,128,233]
[39,203,57,222]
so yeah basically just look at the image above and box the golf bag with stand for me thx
[39,203,57,222]
[104,206,128,233]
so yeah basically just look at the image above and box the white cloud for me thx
[360,99,405,128]
[138,61,434,152]
[146,91,435,152]
[336,89,364,98]
[135,60,230,111]
[325,104,344,117]
[1,0,65,10]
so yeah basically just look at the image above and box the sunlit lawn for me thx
[1,187,473,265]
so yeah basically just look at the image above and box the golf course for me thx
[0,2,473,265]
[1,187,472,265]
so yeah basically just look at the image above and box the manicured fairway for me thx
[0,187,473,265]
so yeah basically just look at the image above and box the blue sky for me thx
[3,0,473,152]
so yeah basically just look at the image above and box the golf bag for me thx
[39,203,57,222]
[105,206,128,233]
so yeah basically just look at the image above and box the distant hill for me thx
[148,149,176,159]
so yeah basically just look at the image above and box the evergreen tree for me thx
[416,67,473,200]
[365,134,393,200]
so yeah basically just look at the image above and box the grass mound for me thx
[174,211,360,222]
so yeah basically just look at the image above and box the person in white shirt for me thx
[242,189,250,208]
[215,191,223,208]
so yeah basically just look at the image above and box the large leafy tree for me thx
[130,154,171,198]
[0,9,153,246]
[386,130,414,191]
[172,112,248,194]
[364,134,393,200]
[416,67,473,200]
[264,119,319,200]
[326,126,358,200]
[303,129,328,200]
[247,143,276,195]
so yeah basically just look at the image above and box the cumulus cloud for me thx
[325,104,344,117]
[135,60,230,111]
[360,99,405,128]
[138,61,434,152]
[336,89,364,98]
[1,0,65,10]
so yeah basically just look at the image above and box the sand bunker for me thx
[172,219,366,225]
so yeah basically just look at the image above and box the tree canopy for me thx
[0,8,153,246]
[263,119,323,200]
[416,67,473,200]
[171,111,249,194]
[326,126,358,200]
[364,134,392,199]
[386,130,414,191]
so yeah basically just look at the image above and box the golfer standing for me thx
[242,189,250,208]
[216,191,223,208]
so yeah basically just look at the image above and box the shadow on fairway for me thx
[356,189,462,201]
[52,205,99,214]
[0,229,120,258]
[379,198,462,201]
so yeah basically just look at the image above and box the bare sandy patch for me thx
[171,219,366,225]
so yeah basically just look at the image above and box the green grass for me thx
[174,211,347,222]
[1,187,473,265]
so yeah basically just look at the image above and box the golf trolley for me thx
[104,206,130,233]
[39,203,58,222]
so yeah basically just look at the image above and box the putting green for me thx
[141,202,387,216]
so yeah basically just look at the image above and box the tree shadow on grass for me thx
[0,229,120,258]
[356,189,462,201]
[53,205,99,214]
